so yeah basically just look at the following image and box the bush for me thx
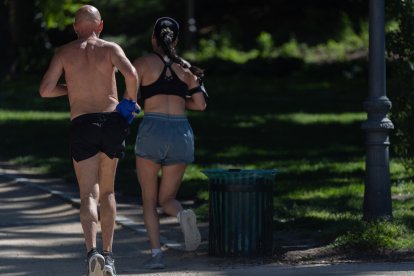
[333,220,406,251]
[387,0,414,169]
[196,57,304,77]
[243,57,304,77]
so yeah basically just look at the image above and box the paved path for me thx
[1,161,414,275]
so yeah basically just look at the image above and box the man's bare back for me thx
[39,5,137,119]
[57,38,118,118]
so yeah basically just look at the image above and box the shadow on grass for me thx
[192,116,364,164]
[0,110,366,189]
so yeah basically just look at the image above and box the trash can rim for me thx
[201,168,278,174]
[201,169,278,182]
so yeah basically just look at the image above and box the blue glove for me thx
[116,99,140,124]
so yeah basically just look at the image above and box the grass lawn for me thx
[1,64,413,255]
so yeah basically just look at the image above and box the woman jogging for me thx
[132,17,207,269]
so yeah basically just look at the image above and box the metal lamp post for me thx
[361,0,394,220]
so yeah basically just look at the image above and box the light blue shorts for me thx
[135,113,195,165]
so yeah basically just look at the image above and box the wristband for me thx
[116,99,140,124]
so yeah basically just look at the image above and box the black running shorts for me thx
[69,112,130,162]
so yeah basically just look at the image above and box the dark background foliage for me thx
[387,0,414,170]
[1,0,369,76]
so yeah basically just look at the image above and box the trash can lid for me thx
[202,168,278,181]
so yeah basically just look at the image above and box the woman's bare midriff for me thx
[143,94,186,115]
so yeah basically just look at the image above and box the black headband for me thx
[154,17,180,41]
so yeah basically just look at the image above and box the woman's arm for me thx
[186,92,206,111]
[186,75,206,111]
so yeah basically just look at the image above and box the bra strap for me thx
[152,51,173,67]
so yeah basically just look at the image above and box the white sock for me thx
[151,248,161,257]
[177,210,184,224]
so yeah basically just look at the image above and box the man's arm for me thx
[132,57,145,101]
[110,43,139,101]
[39,51,68,98]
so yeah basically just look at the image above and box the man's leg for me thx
[73,153,101,252]
[136,157,161,249]
[98,153,118,252]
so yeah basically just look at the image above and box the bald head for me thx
[75,5,101,24]
[74,5,103,38]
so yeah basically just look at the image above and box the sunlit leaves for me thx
[36,0,91,30]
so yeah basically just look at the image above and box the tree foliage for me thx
[387,0,414,169]
[37,0,90,30]
[1,0,369,76]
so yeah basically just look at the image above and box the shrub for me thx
[333,220,406,251]
[387,0,414,169]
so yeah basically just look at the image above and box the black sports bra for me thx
[139,52,188,103]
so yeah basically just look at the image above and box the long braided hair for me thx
[153,17,204,79]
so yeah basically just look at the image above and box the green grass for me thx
[0,110,69,121]
[1,66,414,253]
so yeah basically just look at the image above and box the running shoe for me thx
[102,251,117,276]
[179,209,201,251]
[86,249,105,276]
[143,252,165,269]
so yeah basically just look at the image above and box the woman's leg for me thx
[158,163,201,251]
[158,163,186,217]
[136,157,162,249]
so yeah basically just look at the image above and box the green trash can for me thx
[202,169,277,257]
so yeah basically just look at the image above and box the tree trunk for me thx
[7,0,35,74]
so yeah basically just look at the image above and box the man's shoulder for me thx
[55,40,84,53]
[53,39,117,60]
[97,39,120,50]
[50,42,74,59]
[55,41,74,52]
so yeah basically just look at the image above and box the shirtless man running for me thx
[39,5,138,276]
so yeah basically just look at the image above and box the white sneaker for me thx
[179,209,201,251]
[102,252,117,276]
[87,251,105,276]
